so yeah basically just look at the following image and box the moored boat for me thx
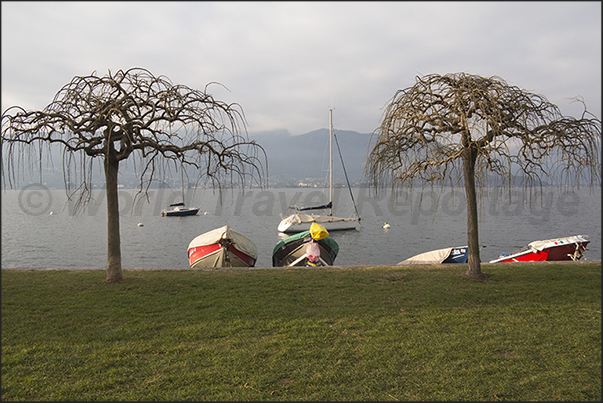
[188,225,257,268]
[277,211,359,233]
[162,168,200,217]
[397,246,469,265]
[277,109,360,233]
[162,202,200,217]
[489,235,590,264]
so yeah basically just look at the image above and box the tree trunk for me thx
[104,148,123,282]
[462,145,486,280]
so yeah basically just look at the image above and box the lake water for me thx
[1,186,600,269]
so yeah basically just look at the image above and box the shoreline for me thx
[2,260,601,271]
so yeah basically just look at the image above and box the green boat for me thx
[272,230,339,267]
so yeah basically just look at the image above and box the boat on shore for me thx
[272,223,339,267]
[277,108,360,234]
[187,225,257,268]
[397,246,469,265]
[489,235,590,264]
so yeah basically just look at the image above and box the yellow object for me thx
[310,222,329,240]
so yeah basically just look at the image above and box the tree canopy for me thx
[2,67,267,281]
[2,67,266,198]
[366,72,600,279]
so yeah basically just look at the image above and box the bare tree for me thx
[2,68,267,282]
[366,73,600,279]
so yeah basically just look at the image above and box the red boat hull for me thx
[188,243,256,268]
[492,241,590,263]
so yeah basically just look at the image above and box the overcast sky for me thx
[2,1,601,136]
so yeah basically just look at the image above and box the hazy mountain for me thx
[251,128,374,186]
[15,128,375,189]
[12,129,596,189]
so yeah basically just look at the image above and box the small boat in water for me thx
[162,168,200,217]
[272,223,339,267]
[397,246,469,265]
[188,225,257,268]
[489,235,590,263]
[162,202,200,217]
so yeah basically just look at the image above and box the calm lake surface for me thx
[1,186,600,269]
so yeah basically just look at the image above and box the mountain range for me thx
[16,128,375,189]
[12,128,594,190]
[251,128,374,186]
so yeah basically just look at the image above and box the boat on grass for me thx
[188,225,257,268]
[277,108,360,233]
[272,223,339,267]
[397,246,469,265]
[489,235,590,264]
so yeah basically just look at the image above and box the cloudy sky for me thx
[2,1,600,136]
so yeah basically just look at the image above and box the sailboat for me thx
[161,167,200,217]
[277,108,361,233]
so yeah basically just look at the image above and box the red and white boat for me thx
[489,235,590,264]
[187,225,257,268]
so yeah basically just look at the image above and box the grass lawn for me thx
[1,262,601,401]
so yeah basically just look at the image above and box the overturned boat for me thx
[397,246,469,265]
[187,225,257,268]
[489,235,590,264]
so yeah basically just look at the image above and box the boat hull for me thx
[187,225,257,268]
[398,246,468,265]
[272,231,339,267]
[162,207,200,217]
[489,235,590,263]
[443,247,469,263]
[188,243,256,268]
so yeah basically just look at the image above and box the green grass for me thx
[2,263,601,401]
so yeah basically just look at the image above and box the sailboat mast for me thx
[181,167,185,204]
[329,108,333,216]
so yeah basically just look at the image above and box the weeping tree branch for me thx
[2,67,268,282]
[3,68,267,190]
[366,72,601,279]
